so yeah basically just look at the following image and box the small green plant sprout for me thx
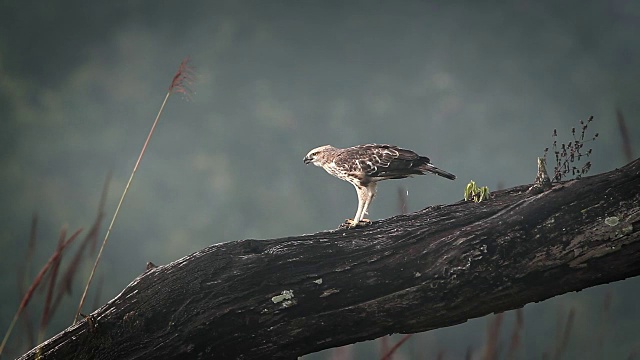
[464,180,491,202]
[543,115,598,182]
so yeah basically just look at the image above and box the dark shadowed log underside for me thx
[19,158,640,360]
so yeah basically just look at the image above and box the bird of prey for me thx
[304,144,456,227]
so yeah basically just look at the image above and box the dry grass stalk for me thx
[616,109,634,162]
[0,228,82,356]
[482,312,505,360]
[37,228,67,344]
[543,115,597,182]
[17,214,39,350]
[552,307,575,360]
[379,334,412,360]
[52,175,109,317]
[74,57,194,323]
[18,214,39,293]
[595,291,613,359]
[379,335,390,359]
[465,346,473,360]
[506,308,524,360]
[329,345,352,360]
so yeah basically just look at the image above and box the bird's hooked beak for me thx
[303,156,312,165]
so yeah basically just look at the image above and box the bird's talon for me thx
[339,219,372,229]
[340,219,357,228]
[339,219,357,229]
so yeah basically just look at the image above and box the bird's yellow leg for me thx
[340,184,373,229]
[355,184,375,226]
[352,186,366,223]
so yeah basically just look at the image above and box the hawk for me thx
[304,144,456,227]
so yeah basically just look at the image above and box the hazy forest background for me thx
[1,1,639,359]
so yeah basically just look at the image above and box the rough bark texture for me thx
[19,158,640,360]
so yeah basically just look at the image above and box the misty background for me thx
[1,1,639,358]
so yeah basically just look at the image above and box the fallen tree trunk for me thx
[19,158,640,360]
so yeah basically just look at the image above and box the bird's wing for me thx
[336,144,430,180]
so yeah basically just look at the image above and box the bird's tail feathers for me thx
[419,164,456,180]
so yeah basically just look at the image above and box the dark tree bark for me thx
[19,158,640,360]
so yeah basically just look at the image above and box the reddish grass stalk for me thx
[17,214,39,350]
[91,173,111,255]
[18,214,39,293]
[330,345,353,360]
[52,175,110,315]
[0,228,82,356]
[595,292,613,359]
[18,308,35,352]
[465,346,473,360]
[506,308,524,360]
[616,109,634,162]
[380,334,412,360]
[552,307,575,360]
[74,57,194,323]
[482,312,504,360]
[379,336,390,359]
[37,228,67,344]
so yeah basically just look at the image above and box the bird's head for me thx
[304,145,335,166]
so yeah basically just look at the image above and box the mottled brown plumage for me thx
[304,144,455,227]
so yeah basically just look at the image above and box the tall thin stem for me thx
[74,91,171,323]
